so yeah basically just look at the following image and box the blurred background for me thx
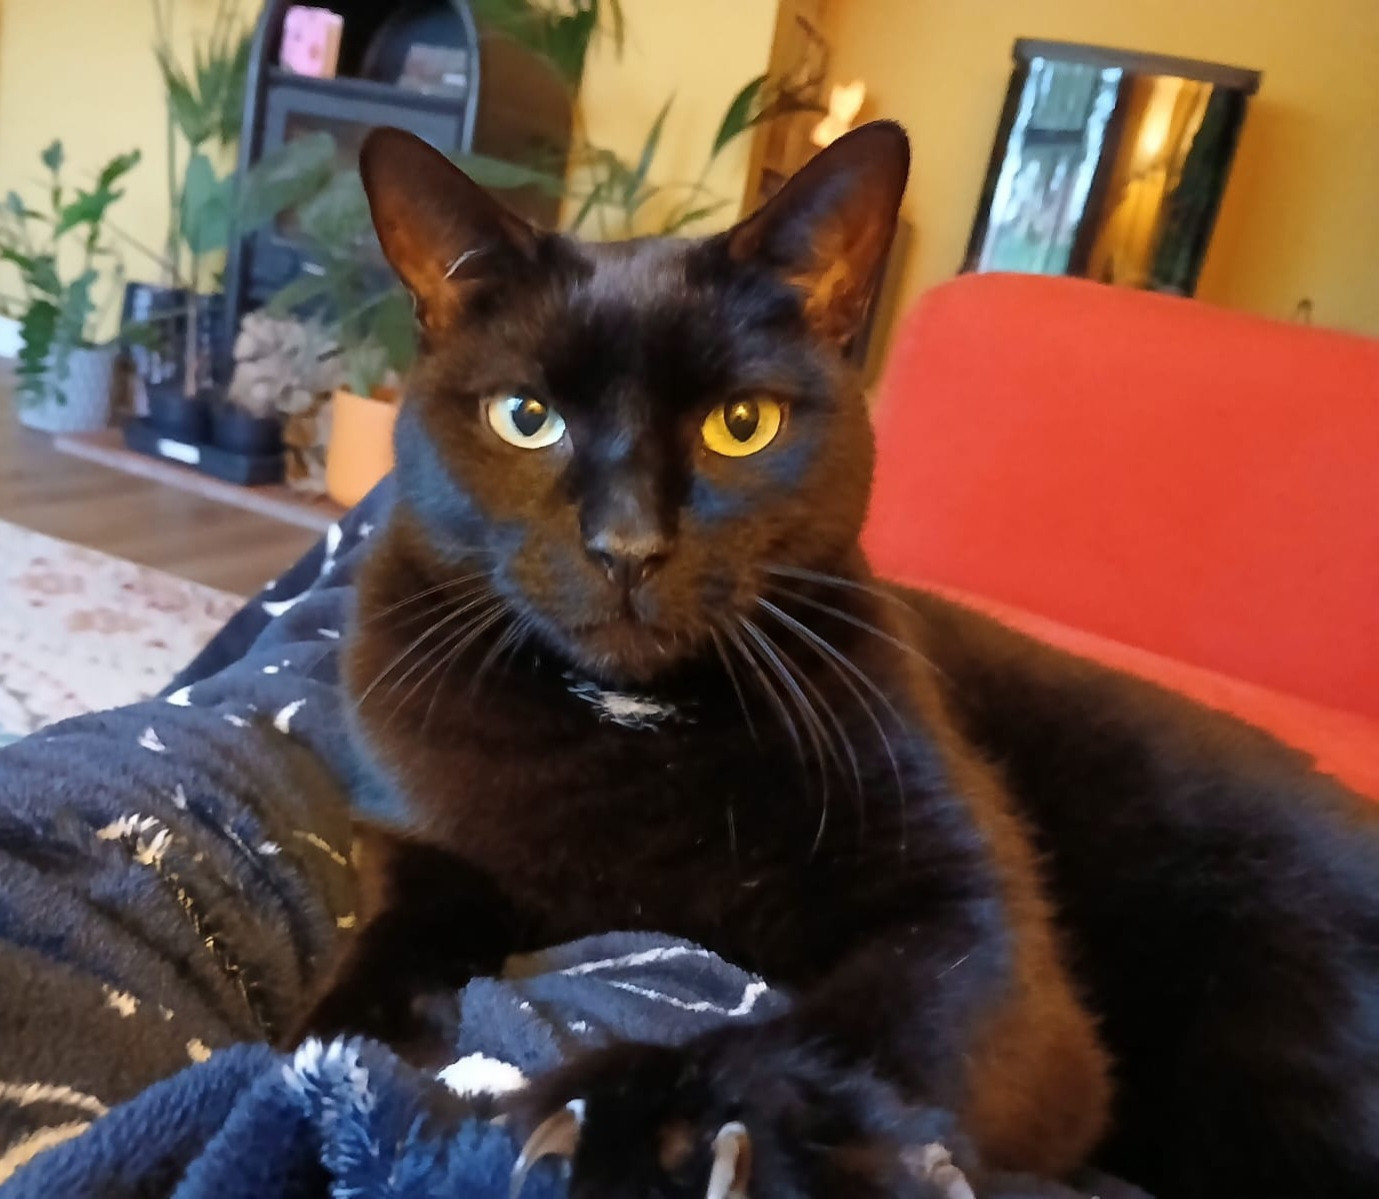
[0,1,1373,484]
[0,0,1373,743]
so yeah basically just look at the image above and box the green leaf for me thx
[95,149,142,192]
[295,171,372,250]
[567,180,607,234]
[659,200,729,235]
[342,339,388,399]
[118,316,167,350]
[0,246,36,276]
[547,8,597,83]
[154,0,249,152]
[6,191,27,218]
[712,74,767,159]
[218,32,252,146]
[450,151,568,196]
[265,271,334,316]
[626,97,673,206]
[40,140,64,174]
[54,269,98,348]
[194,43,224,112]
[236,132,337,231]
[194,36,239,146]
[16,299,58,405]
[47,149,138,237]
[367,288,417,374]
[179,151,234,256]
[26,254,63,297]
[54,188,119,238]
[158,47,212,147]
[604,0,626,55]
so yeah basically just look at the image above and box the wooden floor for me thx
[0,398,318,596]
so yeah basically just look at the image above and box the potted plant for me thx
[0,141,141,433]
[234,0,814,503]
[119,0,248,438]
[122,118,336,446]
[262,169,415,507]
[224,310,341,478]
[213,373,284,458]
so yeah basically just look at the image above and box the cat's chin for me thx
[550,616,698,688]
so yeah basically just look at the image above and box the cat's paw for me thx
[506,1035,973,1198]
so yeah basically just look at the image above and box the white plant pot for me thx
[16,344,116,434]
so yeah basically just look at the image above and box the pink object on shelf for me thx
[280,6,343,78]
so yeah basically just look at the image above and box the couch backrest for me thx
[863,273,1379,721]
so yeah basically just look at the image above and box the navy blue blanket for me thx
[0,484,1144,1199]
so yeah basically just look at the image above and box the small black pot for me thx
[146,382,212,443]
[211,401,283,457]
[120,282,225,393]
[121,282,190,391]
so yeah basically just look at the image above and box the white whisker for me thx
[740,617,834,854]
[758,596,911,854]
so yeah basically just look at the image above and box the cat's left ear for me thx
[726,121,909,344]
[359,127,538,332]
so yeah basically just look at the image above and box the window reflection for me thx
[965,41,1260,296]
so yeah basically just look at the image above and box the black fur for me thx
[911,593,1379,1195]
[298,124,1379,1198]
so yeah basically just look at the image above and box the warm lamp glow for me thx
[1132,76,1182,170]
[812,79,866,147]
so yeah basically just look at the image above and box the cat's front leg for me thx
[506,914,1107,1197]
[288,826,519,1061]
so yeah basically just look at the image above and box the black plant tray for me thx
[123,418,286,487]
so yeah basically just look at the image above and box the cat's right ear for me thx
[725,121,909,345]
[359,127,538,333]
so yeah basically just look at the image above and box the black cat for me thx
[298,122,1379,1199]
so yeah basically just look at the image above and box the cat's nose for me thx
[584,529,671,591]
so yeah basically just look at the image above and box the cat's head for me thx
[360,121,908,685]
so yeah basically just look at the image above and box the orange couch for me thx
[863,274,1379,799]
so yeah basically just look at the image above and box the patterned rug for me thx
[0,520,242,741]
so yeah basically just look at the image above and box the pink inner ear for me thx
[721,125,907,342]
[362,127,542,333]
[770,197,894,342]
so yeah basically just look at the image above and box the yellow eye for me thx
[701,396,784,458]
[485,394,566,449]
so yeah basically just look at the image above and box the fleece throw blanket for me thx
[0,483,1145,1199]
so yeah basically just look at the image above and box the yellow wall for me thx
[572,0,779,233]
[0,0,260,337]
[822,0,1379,335]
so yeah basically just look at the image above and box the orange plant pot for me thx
[325,388,398,509]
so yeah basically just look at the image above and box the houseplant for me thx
[215,350,285,458]
[469,0,822,237]
[240,0,817,500]
[264,168,415,506]
[121,0,250,438]
[122,126,337,446]
[0,141,141,432]
[227,311,341,490]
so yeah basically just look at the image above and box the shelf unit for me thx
[219,0,572,379]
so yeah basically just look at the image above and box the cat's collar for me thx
[564,674,685,731]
